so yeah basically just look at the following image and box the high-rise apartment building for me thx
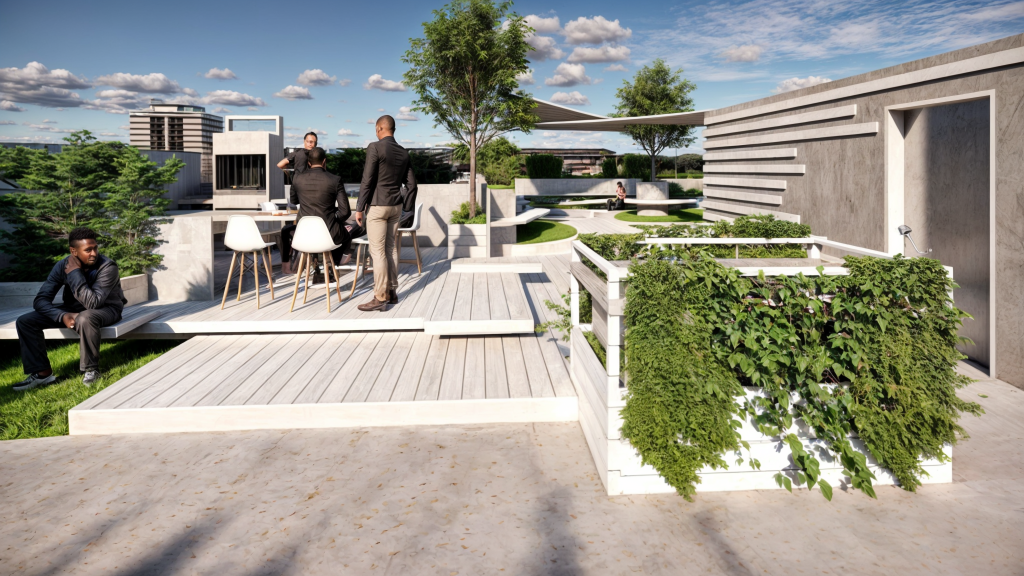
[129,100,224,189]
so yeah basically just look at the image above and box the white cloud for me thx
[297,69,337,86]
[182,87,199,97]
[516,70,535,85]
[366,119,376,124]
[0,62,91,108]
[604,64,629,72]
[544,63,592,87]
[0,120,15,125]
[204,90,268,107]
[0,62,91,90]
[0,100,26,112]
[772,75,832,93]
[94,89,138,99]
[549,91,591,106]
[41,119,56,123]
[378,108,385,112]
[327,114,333,118]
[567,45,631,63]
[562,16,632,45]
[524,14,561,33]
[273,85,314,100]
[212,106,232,113]
[285,125,300,129]
[721,44,764,62]
[99,132,121,137]
[338,128,358,136]
[95,72,181,94]
[118,124,130,130]
[526,35,565,61]
[247,106,261,111]
[24,123,74,133]
[307,127,327,135]
[339,79,352,87]
[364,74,406,92]
[205,67,237,80]
[397,105,419,121]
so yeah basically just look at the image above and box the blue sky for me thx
[1,0,1023,154]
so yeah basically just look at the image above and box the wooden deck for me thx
[67,252,578,435]
[0,248,570,338]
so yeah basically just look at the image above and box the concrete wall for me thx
[0,275,149,309]
[140,150,202,209]
[149,216,215,302]
[212,132,284,210]
[659,178,704,191]
[702,32,1024,386]
[343,183,484,248]
[515,178,639,196]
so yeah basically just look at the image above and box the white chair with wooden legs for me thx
[395,202,424,274]
[289,216,344,313]
[345,236,370,300]
[221,215,276,310]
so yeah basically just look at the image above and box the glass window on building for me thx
[216,155,266,190]
[229,119,277,132]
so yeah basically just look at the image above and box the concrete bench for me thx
[0,308,162,340]
[491,208,551,227]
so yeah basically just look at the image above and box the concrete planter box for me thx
[448,224,488,259]
[0,274,150,310]
[515,178,639,197]
[659,178,704,191]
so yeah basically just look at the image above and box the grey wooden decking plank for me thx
[437,337,467,401]
[427,269,460,322]
[408,259,451,320]
[76,336,207,410]
[471,273,490,321]
[501,336,534,399]
[451,274,474,322]
[247,333,335,405]
[316,331,385,403]
[486,273,510,321]
[389,333,432,402]
[342,331,401,403]
[291,333,366,404]
[484,336,510,399]
[216,334,314,406]
[538,329,575,397]
[118,335,245,409]
[189,334,296,406]
[169,335,277,407]
[462,337,486,400]
[267,332,352,404]
[363,331,418,403]
[500,272,531,321]
[518,334,557,398]
[146,335,267,408]
[343,247,445,321]
[413,336,449,401]
[379,248,446,320]
[393,251,448,319]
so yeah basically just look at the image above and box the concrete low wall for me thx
[0,274,150,310]
[150,216,215,302]
[344,183,484,248]
[659,178,704,191]
[515,178,639,197]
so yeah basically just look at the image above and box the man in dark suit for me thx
[290,146,352,273]
[355,115,418,312]
[14,227,127,390]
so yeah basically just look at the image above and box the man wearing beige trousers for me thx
[355,115,418,312]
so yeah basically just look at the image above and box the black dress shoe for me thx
[357,297,388,312]
[388,289,398,304]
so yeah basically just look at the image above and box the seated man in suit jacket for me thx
[290,147,352,277]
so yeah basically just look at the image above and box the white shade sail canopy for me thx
[531,98,708,131]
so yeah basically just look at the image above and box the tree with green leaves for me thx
[97,147,183,276]
[452,136,521,186]
[0,145,46,183]
[403,0,536,218]
[613,59,697,182]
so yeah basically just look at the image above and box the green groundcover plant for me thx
[621,250,983,501]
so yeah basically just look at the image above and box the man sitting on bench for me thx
[606,182,627,211]
[14,228,127,391]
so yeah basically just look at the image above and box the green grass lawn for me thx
[516,220,578,244]
[615,208,704,223]
[0,338,179,440]
[487,184,515,189]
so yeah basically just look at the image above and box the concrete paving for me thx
[1,371,1022,575]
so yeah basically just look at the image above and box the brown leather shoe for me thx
[388,289,398,304]
[357,297,388,312]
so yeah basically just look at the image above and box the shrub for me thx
[481,154,521,186]
[600,157,618,178]
[667,182,701,198]
[450,201,486,224]
[524,154,563,178]
[620,154,650,181]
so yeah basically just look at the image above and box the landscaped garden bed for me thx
[564,215,981,498]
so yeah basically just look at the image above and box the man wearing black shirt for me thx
[277,131,319,274]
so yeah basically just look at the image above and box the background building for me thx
[0,142,64,154]
[518,148,617,176]
[129,100,224,195]
[212,115,284,210]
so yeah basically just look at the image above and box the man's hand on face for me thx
[355,211,364,227]
[62,312,79,329]
[65,254,82,274]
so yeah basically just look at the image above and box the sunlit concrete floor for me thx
[1,365,1021,575]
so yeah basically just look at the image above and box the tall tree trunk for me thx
[650,153,656,183]
[469,131,477,219]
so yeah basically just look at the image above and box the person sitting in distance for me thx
[277,131,319,274]
[607,181,627,211]
[14,228,127,391]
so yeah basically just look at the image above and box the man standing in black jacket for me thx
[14,228,127,391]
[290,146,352,273]
[355,115,417,312]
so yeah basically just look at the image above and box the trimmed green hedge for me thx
[525,154,563,179]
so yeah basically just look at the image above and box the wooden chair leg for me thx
[347,244,363,300]
[236,251,245,301]
[412,232,422,274]
[221,251,238,310]
[289,252,306,312]
[303,253,313,304]
[263,247,275,300]
[328,252,342,303]
[253,251,260,309]
[322,252,332,313]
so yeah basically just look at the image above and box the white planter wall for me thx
[0,274,150,310]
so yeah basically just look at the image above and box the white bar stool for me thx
[289,216,343,313]
[396,202,424,274]
[221,215,276,309]
[345,235,371,300]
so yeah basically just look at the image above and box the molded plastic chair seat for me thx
[221,215,276,310]
[289,216,344,313]
[396,203,424,273]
